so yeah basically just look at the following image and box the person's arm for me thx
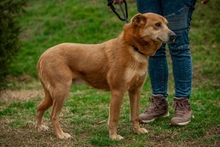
[201,0,210,4]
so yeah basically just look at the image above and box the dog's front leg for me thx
[128,88,148,134]
[108,90,125,140]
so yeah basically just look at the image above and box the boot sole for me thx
[140,112,170,123]
[170,120,191,126]
[170,115,195,126]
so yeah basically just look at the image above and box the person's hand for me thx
[201,0,210,4]
[113,0,124,4]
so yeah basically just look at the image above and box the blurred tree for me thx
[0,0,27,89]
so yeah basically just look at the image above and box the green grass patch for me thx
[90,137,119,146]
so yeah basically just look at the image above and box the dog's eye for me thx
[155,22,161,27]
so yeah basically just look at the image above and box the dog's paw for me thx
[135,127,148,134]
[110,134,124,140]
[58,132,72,140]
[36,125,49,131]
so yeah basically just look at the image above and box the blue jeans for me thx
[136,0,196,98]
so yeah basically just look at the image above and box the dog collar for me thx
[132,45,145,55]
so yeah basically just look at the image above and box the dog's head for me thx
[131,13,176,44]
[124,13,176,56]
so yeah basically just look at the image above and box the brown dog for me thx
[35,13,176,140]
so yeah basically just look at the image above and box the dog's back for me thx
[38,41,115,90]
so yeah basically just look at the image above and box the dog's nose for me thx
[169,32,176,42]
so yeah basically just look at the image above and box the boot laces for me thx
[173,100,188,116]
[145,97,162,113]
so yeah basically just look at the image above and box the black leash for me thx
[107,0,129,23]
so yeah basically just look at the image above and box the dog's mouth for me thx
[156,37,176,44]
[156,37,165,43]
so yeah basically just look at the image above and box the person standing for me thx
[113,0,210,126]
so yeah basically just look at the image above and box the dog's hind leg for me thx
[35,80,53,131]
[50,80,72,139]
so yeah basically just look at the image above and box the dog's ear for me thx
[131,13,147,27]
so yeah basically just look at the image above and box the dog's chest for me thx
[125,64,147,88]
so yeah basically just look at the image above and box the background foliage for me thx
[0,0,27,89]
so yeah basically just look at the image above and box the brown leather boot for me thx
[171,97,193,126]
[139,95,169,123]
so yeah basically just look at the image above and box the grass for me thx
[1,0,220,146]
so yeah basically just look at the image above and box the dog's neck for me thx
[132,45,145,55]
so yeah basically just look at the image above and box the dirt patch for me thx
[1,122,219,146]
[0,89,44,103]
